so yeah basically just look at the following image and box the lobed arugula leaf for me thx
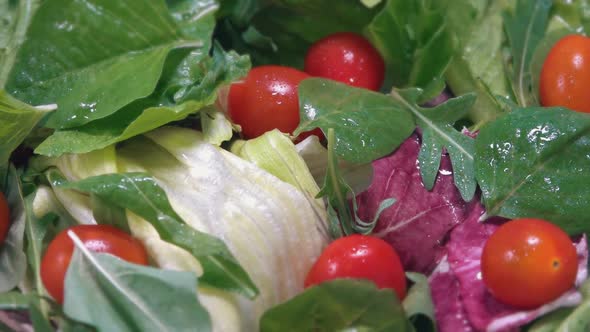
[259,279,413,332]
[475,107,590,234]
[391,90,478,201]
[365,0,453,93]
[503,0,552,107]
[56,172,259,299]
[296,78,415,165]
[64,236,211,332]
[5,0,203,130]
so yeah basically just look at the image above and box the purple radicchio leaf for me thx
[428,256,475,332]
[355,134,470,273]
[444,201,587,332]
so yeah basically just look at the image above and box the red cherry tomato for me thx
[41,224,149,304]
[481,218,578,309]
[0,192,9,245]
[228,65,322,140]
[304,234,406,299]
[304,32,385,91]
[540,34,590,113]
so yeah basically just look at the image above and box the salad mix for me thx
[1,0,590,331]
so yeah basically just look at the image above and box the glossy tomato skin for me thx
[540,34,590,113]
[304,32,385,91]
[481,218,578,309]
[41,224,149,304]
[0,192,9,245]
[304,234,407,299]
[228,65,311,139]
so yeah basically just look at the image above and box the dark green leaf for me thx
[475,108,590,234]
[365,0,454,90]
[167,0,218,43]
[504,0,552,107]
[259,279,412,332]
[35,46,249,157]
[391,90,477,201]
[0,292,31,310]
[0,91,49,164]
[246,0,380,68]
[64,244,211,332]
[0,166,26,292]
[296,78,415,164]
[6,0,203,129]
[57,172,258,299]
[403,273,437,332]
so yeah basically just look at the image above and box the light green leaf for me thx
[0,166,26,292]
[6,0,203,129]
[475,107,590,234]
[403,273,437,332]
[64,235,211,332]
[259,279,412,332]
[0,91,50,164]
[504,0,552,107]
[201,107,235,146]
[57,172,258,299]
[445,0,511,124]
[296,78,415,164]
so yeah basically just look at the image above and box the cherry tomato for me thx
[228,65,318,140]
[304,32,385,91]
[304,234,406,299]
[540,34,590,113]
[481,218,578,309]
[0,192,9,245]
[41,224,149,304]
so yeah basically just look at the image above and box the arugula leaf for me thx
[504,0,552,107]
[403,273,437,332]
[445,0,511,124]
[0,91,50,164]
[5,0,204,129]
[259,279,412,332]
[29,301,54,332]
[296,78,415,164]
[56,172,259,299]
[64,234,211,332]
[365,0,453,92]
[391,90,477,201]
[0,166,26,293]
[475,107,590,234]
[35,45,249,157]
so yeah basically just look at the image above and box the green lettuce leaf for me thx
[0,166,26,292]
[475,107,590,234]
[0,91,50,165]
[366,0,453,92]
[64,239,211,332]
[259,279,413,332]
[503,0,552,107]
[5,0,204,129]
[35,45,249,157]
[403,273,437,332]
[445,0,511,124]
